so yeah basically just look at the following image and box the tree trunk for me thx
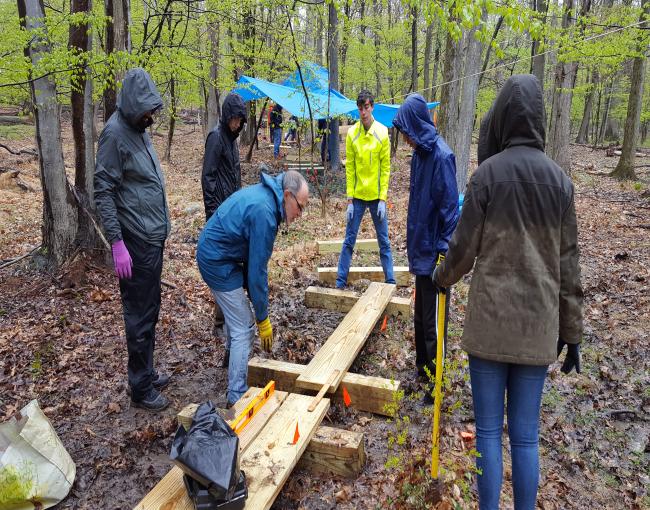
[423,22,433,101]
[18,0,77,266]
[455,12,486,193]
[373,0,381,98]
[411,6,418,93]
[478,15,504,88]
[598,77,614,144]
[164,76,176,162]
[206,21,220,134]
[547,0,584,173]
[576,69,597,144]
[438,27,462,160]
[316,9,323,66]
[327,1,340,172]
[530,0,547,91]
[69,0,96,248]
[431,32,440,101]
[103,0,129,121]
[611,0,649,180]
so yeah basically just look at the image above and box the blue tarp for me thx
[231,63,439,128]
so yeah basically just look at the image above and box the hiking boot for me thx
[131,389,170,412]
[152,371,171,389]
[221,349,230,369]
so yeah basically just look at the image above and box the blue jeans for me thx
[211,287,255,404]
[468,355,548,510]
[272,128,282,157]
[336,198,395,288]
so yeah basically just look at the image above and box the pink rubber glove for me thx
[111,240,132,279]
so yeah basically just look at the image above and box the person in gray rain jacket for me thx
[433,74,583,510]
[95,68,172,412]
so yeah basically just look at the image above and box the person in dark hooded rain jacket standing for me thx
[201,92,247,222]
[94,68,172,412]
[433,75,583,510]
[392,94,459,401]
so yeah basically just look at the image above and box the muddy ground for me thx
[0,119,648,509]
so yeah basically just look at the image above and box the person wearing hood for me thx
[392,94,459,402]
[196,170,309,407]
[433,75,583,509]
[336,90,396,289]
[202,92,247,222]
[270,103,284,158]
[95,68,172,412]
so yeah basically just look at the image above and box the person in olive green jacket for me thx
[433,74,583,510]
[336,90,395,288]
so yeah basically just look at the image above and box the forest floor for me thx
[0,119,649,510]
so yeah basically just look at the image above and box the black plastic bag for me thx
[170,401,240,500]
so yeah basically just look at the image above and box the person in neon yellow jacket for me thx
[336,90,395,288]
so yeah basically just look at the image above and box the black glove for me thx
[430,254,447,294]
[556,338,581,374]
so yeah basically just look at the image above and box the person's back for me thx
[434,74,583,510]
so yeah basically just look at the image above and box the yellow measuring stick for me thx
[431,254,446,479]
[228,381,275,435]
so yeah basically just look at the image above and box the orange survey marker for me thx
[342,386,352,407]
[380,315,388,332]
[292,422,300,445]
[228,380,275,435]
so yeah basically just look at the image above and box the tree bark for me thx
[530,0,547,91]
[373,0,381,98]
[438,29,462,151]
[103,0,129,121]
[411,6,417,93]
[164,76,176,162]
[69,0,96,248]
[576,69,597,144]
[18,0,77,266]
[206,21,221,134]
[423,22,433,100]
[455,11,486,193]
[611,0,649,180]
[327,1,340,172]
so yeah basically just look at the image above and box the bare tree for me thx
[611,0,649,180]
[327,0,340,172]
[17,0,77,266]
[69,0,96,248]
[530,0,547,91]
[103,0,130,121]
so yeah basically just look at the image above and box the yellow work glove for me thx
[257,317,273,352]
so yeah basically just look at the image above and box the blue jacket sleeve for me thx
[435,153,460,253]
[246,207,277,322]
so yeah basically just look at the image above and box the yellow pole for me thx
[431,255,446,479]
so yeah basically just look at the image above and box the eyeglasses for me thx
[290,192,304,214]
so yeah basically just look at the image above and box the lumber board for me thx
[248,359,399,417]
[317,238,379,253]
[296,282,395,392]
[297,425,365,478]
[317,266,411,286]
[241,393,330,510]
[133,387,287,510]
[177,405,365,478]
[304,285,411,320]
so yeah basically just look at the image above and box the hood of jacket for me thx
[261,171,285,221]
[479,74,545,164]
[117,68,163,128]
[392,93,438,152]
[220,92,247,139]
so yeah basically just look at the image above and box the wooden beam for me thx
[241,393,330,510]
[317,238,379,254]
[317,266,411,286]
[296,282,395,392]
[177,404,366,479]
[297,425,365,479]
[248,358,399,417]
[304,285,411,320]
[134,387,288,510]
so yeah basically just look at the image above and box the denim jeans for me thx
[336,198,395,288]
[211,287,256,404]
[272,128,282,157]
[468,355,548,510]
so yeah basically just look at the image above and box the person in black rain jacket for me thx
[201,92,247,221]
